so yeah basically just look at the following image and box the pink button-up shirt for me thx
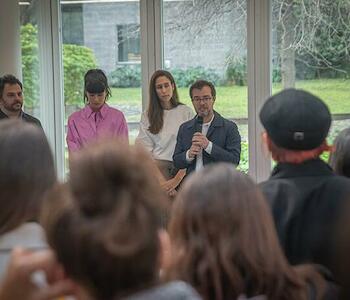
[66,103,129,152]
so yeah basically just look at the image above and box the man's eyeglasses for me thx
[192,96,212,103]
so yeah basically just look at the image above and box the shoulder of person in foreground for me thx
[124,281,202,300]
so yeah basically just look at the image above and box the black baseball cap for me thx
[259,88,331,150]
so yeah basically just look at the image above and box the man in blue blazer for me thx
[173,80,241,175]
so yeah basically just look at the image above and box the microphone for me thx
[192,116,203,159]
[195,116,203,133]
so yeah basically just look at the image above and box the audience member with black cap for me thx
[165,163,328,300]
[66,69,128,152]
[259,88,350,278]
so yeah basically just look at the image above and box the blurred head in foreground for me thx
[165,163,325,300]
[43,140,170,299]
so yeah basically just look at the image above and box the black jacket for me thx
[260,159,350,276]
[0,108,42,128]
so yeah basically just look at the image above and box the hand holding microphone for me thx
[192,132,209,149]
[188,116,209,158]
[194,116,203,133]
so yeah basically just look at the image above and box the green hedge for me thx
[225,59,247,86]
[169,66,221,87]
[63,44,97,106]
[108,65,222,89]
[237,141,248,173]
[21,23,39,108]
[109,65,141,88]
[21,24,97,108]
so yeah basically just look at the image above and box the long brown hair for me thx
[148,70,180,134]
[0,120,56,235]
[166,163,324,300]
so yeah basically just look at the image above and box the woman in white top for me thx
[136,70,193,196]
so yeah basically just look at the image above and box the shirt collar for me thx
[203,114,215,127]
[83,103,108,120]
[0,108,23,119]
[0,108,8,118]
[270,159,334,179]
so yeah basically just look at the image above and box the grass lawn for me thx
[273,79,350,115]
[110,78,350,122]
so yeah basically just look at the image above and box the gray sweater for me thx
[124,281,202,300]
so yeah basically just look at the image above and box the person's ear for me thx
[261,131,272,157]
[262,132,272,148]
[158,229,171,271]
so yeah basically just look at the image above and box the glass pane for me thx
[60,0,142,169]
[272,0,350,158]
[19,0,41,121]
[162,0,248,172]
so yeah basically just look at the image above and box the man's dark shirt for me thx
[0,108,42,128]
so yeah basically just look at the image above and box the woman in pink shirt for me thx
[66,69,128,152]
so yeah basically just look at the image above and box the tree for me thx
[164,0,246,71]
[273,0,350,86]
[276,0,296,87]
[164,0,350,87]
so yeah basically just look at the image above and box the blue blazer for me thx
[173,111,241,175]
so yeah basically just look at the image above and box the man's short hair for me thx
[0,74,23,97]
[189,80,216,100]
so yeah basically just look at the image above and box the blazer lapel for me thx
[206,112,223,139]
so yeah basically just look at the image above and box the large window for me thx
[272,0,350,150]
[162,0,248,172]
[16,0,329,179]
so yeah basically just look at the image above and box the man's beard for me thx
[197,108,210,117]
[5,102,22,112]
